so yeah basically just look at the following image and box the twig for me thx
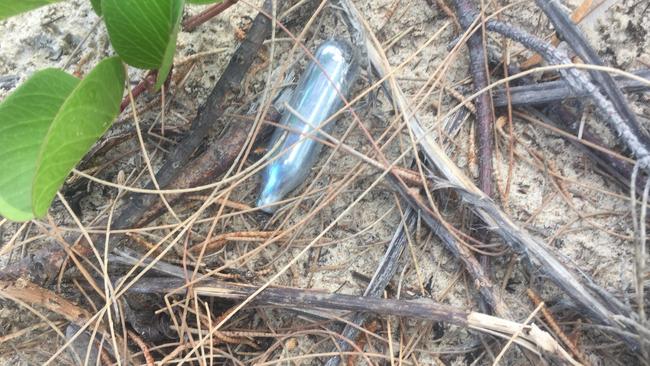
[342,0,640,352]
[451,0,495,198]
[492,302,545,365]
[188,230,276,254]
[521,0,592,69]
[183,0,239,32]
[324,208,417,366]
[450,0,496,312]
[0,278,98,330]
[528,288,591,366]
[534,0,650,152]
[491,69,650,107]
[111,108,276,230]
[126,276,580,365]
[111,0,273,231]
[483,18,650,170]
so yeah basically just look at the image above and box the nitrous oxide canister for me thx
[257,39,359,213]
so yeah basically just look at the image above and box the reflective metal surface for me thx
[257,39,359,213]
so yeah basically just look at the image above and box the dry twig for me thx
[127,276,580,365]
[338,0,640,352]
[324,208,416,366]
[528,288,591,366]
[183,0,240,32]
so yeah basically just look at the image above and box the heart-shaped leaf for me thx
[0,57,125,221]
[102,0,184,89]
[0,70,79,221]
[32,57,125,218]
[0,0,64,20]
[155,0,184,89]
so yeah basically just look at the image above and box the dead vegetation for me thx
[0,0,649,365]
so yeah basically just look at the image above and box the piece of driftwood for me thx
[126,276,579,365]
[491,69,650,107]
[324,208,417,366]
[337,0,640,351]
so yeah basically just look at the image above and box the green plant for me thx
[0,0,222,221]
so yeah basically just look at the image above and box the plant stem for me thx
[324,208,416,366]
[534,0,650,150]
[491,69,650,107]
[183,0,239,32]
[484,17,650,170]
[451,0,495,198]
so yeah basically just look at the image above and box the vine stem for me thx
[483,18,650,170]
[449,0,496,314]
[183,0,239,32]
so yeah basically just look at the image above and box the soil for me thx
[0,0,648,365]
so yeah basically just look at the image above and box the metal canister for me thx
[257,39,359,213]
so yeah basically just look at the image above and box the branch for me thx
[324,208,417,366]
[484,18,650,169]
[340,0,640,352]
[491,69,650,107]
[112,0,273,231]
[534,0,650,150]
[126,276,580,365]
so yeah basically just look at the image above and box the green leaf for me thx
[155,0,183,89]
[32,57,125,218]
[89,0,101,15]
[0,70,79,221]
[0,0,63,20]
[102,0,184,89]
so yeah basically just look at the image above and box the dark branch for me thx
[534,0,650,149]
[492,69,650,107]
[325,208,417,366]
